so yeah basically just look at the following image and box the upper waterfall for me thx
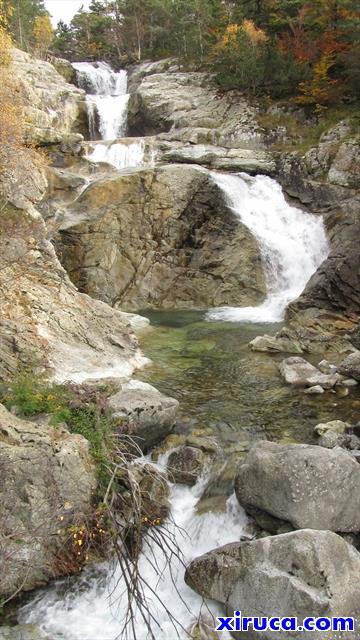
[207,172,329,323]
[73,61,129,140]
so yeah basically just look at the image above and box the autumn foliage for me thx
[50,0,359,107]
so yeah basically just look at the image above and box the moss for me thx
[0,371,117,500]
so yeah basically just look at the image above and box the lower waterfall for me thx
[19,462,247,639]
[207,172,329,323]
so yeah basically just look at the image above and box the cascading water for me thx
[87,139,146,170]
[19,460,247,640]
[73,61,130,140]
[207,172,329,323]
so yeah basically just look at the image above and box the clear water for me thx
[138,311,360,448]
[13,312,360,639]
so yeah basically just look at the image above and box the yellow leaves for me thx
[0,0,13,31]
[213,19,268,57]
[222,23,240,46]
[297,52,339,106]
[242,19,268,45]
[0,26,11,65]
[32,15,54,56]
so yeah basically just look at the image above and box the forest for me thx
[0,0,359,106]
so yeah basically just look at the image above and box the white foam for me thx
[207,172,329,323]
[73,61,129,140]
[20,471,247,639]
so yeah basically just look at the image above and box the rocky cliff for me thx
[53,163,265,310]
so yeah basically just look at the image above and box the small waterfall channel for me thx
[73,61,147,169]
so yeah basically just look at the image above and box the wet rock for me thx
[287,198,360,319]
[304,385,324,394]
[338,351,360,381]
[167,445,213,486]
[314,419,348,436]
[249,334,303,353]
[243,505,294,535]
[0,404,96,599]
[189,617,221,640]
[0,625,47,640]
[279,356,340,388]
[318,431,350,449]
[116,462,170,523]
[108,380,178,452]
[314,420,351,449]
[185,529,360,639]
[318,359,338,374]
[341,378,359,387]
[235,440,360,532]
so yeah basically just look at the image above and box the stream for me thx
[14,61,360,639]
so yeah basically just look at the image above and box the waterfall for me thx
[207,172,329,323]
[87,140,146,170]
[19,463,247,640]
[73,61,129,140]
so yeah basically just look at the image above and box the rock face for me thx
[279,356,340,388]
[235,441,360,532]
[11,48,86,145]
[128,62,264,148]
[56,164,266,310]
[0,404,96,598]
[0,625,46,640]
[167,445,212,486]
[338,351,360,381]
[159,143,275,175]
[108,380,178,451]
[279,122,360,319]
[0,205,146,382]
[185,529,360,639]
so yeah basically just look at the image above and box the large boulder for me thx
[279,356,340,388]
[235,441,360,532]
[11,48,86,145]
[0,404,96,599]
[185,529,360,639]
[338,351,360,381]
[0,204,146,382]
[108,380,178,451]
[56,164,266,310]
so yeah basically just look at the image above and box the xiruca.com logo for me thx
[216,612,356,633]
